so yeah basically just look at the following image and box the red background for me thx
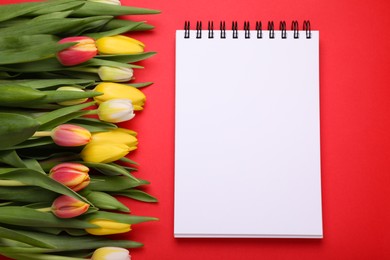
[2,0,390,259]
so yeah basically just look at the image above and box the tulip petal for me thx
[96,35,144,55]
[51,195,90,218]
[81,142,131,163]
[97,99,135,123]
[51,124,91,147]
[57,36,97,66]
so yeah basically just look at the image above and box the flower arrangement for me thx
[0,0,159,259]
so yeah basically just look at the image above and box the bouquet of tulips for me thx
[0,0,159,259]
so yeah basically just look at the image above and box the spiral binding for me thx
[184,20,312,39]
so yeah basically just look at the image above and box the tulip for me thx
[49,163,90,191]
[51,124,91,146]
[88,0,121,5]
[91,247,131,260]
[97,99,135,123]
[98,66,133,82]
[85,219,131,235]
[56,86,88,106]
[57,36,97,66]
[91,128,138,150]
[96,35,144,55]
[80,142,131,163]
[51,195,89,218]
[94,82,145,110]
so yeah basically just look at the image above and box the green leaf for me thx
[0,186,57,203]
[96,52,156,64]
[71,2,160,17]
[119,157,139,165]
[23,159,45,173]
[124,81,154,88]
[101,18,154,31]
[0,58,69,73]
[1,253,85,260]
[85,21,144,39]
[0,113,40,149]
[0,0,81,22]
[63,17,112,36]
[82,161,139,181]
[26,90,101,105]
[27,0,86,16]
[38,111,90,131]
[0,38,74,65]
[82,190,130,212]
[0,79,95,89]
[6,137,54,150]
[0,168,92,205]
[35,101,95,125]
[0,226,54,249]
[0,230,143,254]
[0,84,46,104]
[77,58,142,69]
[69,118,117,132]
[63,229,88,237]
[32,10,74,21]
[114,189,158,203]
[0,150,26,168]
[82,211,158,224]
[0,71,20,78]
[0,16,114,37]
[89,176,149,191]
[0,207,97,228]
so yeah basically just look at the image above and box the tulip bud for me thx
[80,142,131,163]
[52,195,89,218]
[49,163,90,191]
[97,66,133,82]
[56,86,88,106]
[94,82,145,110]
[85,219,131,235]
[91,247,131,260]
[57,36,97,66]
[51,124,91,147]
[91,128,138,150]
[97,99,135,123]
[96,35,144,55]
[88,0,121,5]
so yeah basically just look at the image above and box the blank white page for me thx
[174,29,322,238]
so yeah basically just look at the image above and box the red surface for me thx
[1,0,390,259]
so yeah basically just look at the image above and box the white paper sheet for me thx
[174,29,322,238]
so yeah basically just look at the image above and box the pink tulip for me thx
[51,124,91,147]
[51,195,89,218]
[57,36,97,66]
[49,163,90,191]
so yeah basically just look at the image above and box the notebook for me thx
[174,21,322,238]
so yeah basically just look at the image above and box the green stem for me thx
[85,109,98,115]
[0,180,26,186]
[67,67,99,74]
[32,131,51,137]
[36,207,52,212]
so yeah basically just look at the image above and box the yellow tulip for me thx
[91,247,130,260]
[85,219,131,235]
[94,82,145,110]
[96,35,145,55]
[91,128,138,150]
[80,142,130,163]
